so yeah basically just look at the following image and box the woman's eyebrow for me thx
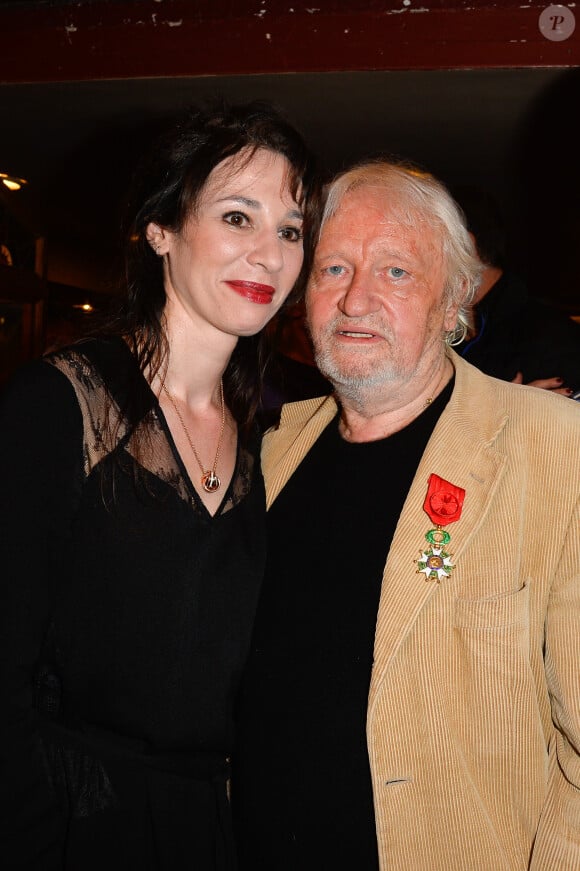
[216,195,303,221]
[217,195,260,208]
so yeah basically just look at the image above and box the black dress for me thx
[0,336,266,870]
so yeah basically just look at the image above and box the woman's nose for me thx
[248,230,284,273]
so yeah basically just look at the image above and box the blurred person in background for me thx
[451,183,580,398]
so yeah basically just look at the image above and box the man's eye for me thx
[279,226,303,242]
[389,266,407,279]
[223,211,249,227]
[324,265,345,276]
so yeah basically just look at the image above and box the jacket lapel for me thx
[368,354,509,708]
[262,394,338,509]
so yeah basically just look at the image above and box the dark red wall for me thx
[1,0,578,83]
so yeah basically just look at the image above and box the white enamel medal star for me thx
[416,542,455,583]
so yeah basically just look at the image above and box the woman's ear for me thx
[146,222,168,256]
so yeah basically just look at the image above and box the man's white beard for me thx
[312,327,405,406]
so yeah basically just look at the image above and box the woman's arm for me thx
[0,359,84,869]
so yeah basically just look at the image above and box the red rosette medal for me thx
[416,473,465,582]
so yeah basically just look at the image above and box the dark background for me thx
[1,0,579,333]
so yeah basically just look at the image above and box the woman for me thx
[0,100,320,870]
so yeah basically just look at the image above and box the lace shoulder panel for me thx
[47,346,256,513]
[47,347,128,478]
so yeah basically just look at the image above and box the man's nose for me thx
[338,270,380,317]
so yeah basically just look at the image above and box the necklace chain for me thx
[162,380,226,494]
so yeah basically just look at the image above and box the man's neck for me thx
[337,357,454,443]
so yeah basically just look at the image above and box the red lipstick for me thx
[226,281,275,305]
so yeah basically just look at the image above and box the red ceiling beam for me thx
[0,0,578,83]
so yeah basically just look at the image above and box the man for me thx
[451,183,580,396]
[233,160,580,870]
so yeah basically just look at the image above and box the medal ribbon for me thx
[423,473,465,526]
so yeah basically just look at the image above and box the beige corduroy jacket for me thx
[262,350,580,871]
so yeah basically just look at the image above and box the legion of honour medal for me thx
[415,473,465,582]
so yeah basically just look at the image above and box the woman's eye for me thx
[388,266,407,279]
[223,211,249,227]
[279,226,303,242]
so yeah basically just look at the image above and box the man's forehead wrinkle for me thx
[333,195,432,233]
[316,235,399,261]
[321,193,444,269]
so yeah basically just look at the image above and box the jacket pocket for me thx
[454,579,530,630]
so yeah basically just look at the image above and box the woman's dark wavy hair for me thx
[107,98,321,439]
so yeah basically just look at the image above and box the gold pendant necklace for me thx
[162,380,226,493]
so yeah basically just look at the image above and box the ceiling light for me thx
[0,172,28,191]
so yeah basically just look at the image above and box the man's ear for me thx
[443,279,466,332]
[146,222,169,256]
[444,304,461,333]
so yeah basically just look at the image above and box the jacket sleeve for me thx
[0,360,84,869]
[530,497,580,870]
